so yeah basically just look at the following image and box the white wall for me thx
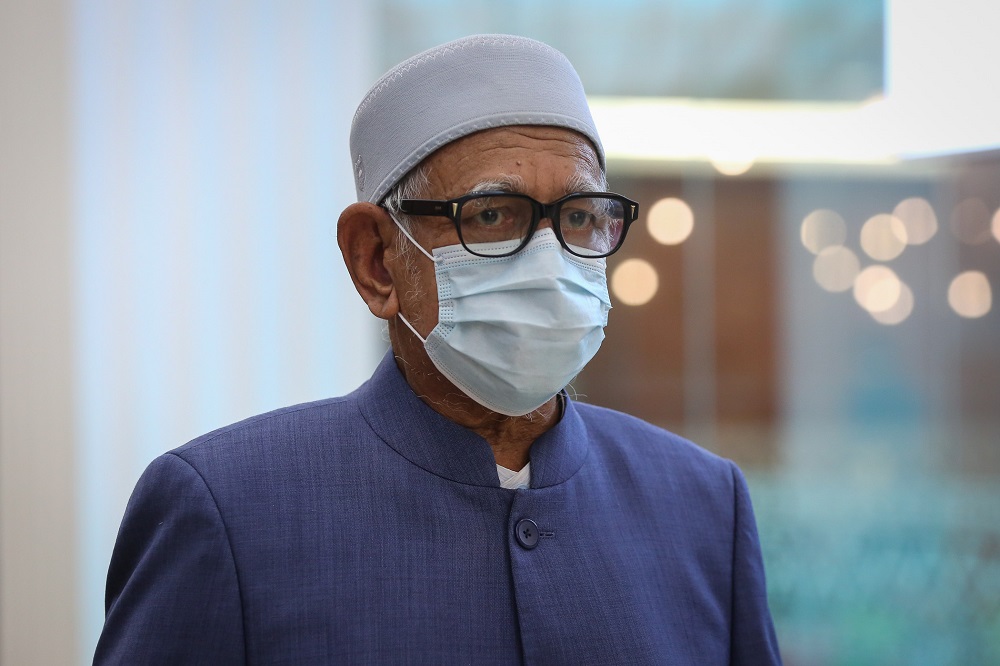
[1,1,77,664]
[2,1,381,663]
[886,0,1000,156]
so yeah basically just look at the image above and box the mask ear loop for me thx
[387,212,433,344]
[388,213,438,264]
[396,312,427,344]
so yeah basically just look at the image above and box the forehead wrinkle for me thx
[463,169,606,200]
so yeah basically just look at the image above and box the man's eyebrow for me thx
[467,175,526,195]
[565,170,607,194]
[465,170,607,197]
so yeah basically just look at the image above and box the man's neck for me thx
[391,349,560,472]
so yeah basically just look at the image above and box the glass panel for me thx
[374,0,883,101]
[577,154,1000,664]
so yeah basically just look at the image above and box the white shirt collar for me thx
[496,462,531,489]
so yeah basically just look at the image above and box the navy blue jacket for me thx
[95,352,781,664]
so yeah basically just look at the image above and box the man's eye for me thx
[564,210,596,229]
[475,208,504,226]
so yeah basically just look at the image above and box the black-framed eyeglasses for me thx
[392,191,639,258]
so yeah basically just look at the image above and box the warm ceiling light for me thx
[854,265,902,313]
[588,97,899,168]
[647,197,694,245]
[611,258,659,306]
[893,197,938,245]
[801,209,847,255]
[813,246,860,293]
[948,271,992,318]
[949,198,992,245]
[871,281,914,325]
[860,213,908,261]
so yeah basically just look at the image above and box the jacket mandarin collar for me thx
[356,351,590,489]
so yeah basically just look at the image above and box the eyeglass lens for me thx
[458,194,625,257]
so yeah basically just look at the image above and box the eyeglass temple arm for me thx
[398,200,455,218]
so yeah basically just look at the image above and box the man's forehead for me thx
[421,126,603,197]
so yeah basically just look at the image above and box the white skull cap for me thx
[349,34,605,203]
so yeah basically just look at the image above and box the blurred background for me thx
[2,0,998,664]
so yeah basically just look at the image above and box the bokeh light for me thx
[860,213,908,261]
[949,198,992,245]
[611,258,659,306]
[710,157,755,176]
[813,246,860,292]
[948,271,992,318]
[647,197,694,245]
[854,265,902,313]
[801,209,847,255]
[870,280,914,325]
[893,197,938,245]
[992,206,1000,244]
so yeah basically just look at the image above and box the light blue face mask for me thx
[392,223,612,416]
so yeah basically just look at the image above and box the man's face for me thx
[388,125,603,337]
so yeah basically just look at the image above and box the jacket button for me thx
[515,518,539,550]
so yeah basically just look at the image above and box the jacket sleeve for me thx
[94,452,246,665]
[729,462,783,666]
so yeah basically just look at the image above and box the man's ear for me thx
[337,202,400,320]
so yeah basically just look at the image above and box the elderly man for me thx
[96,35,781,664]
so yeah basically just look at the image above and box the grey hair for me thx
[566,169,608,193]
[380,163,431,236]
[379,163,433,311]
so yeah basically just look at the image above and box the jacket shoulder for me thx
[574,401,728,464]
[164,389,372,488]
[572,401,736,493]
